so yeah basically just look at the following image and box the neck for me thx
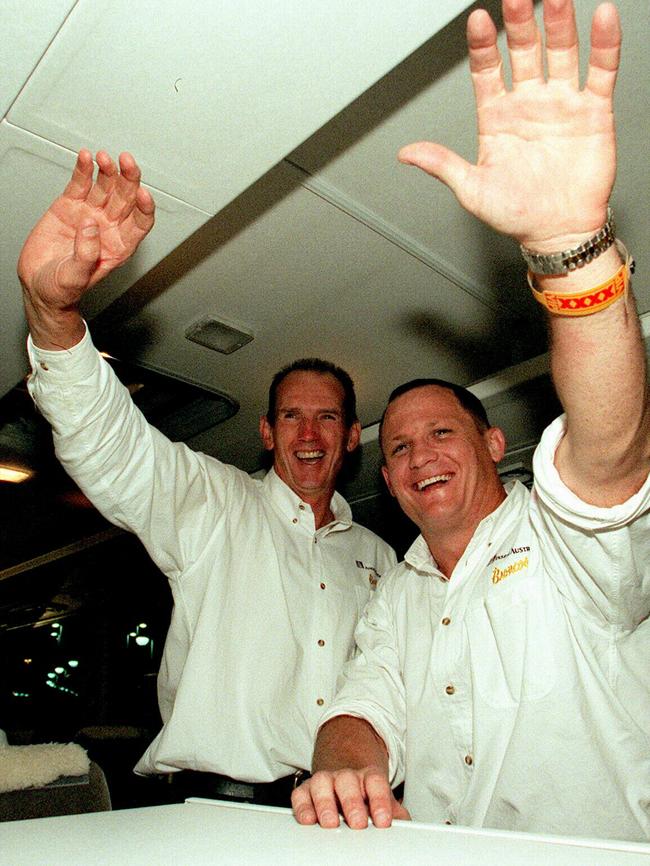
[305,491,336,529]
[422,483,507,579]
[423,527,475,579]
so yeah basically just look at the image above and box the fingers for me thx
[542,0,579,85]
[363,770,396,829]
[392,799,412,822]
[62,149,95,201]
[69,149,151,228]
[132,185,156,234]
[466,9,507,107]
[502,0,544,87]
[291,769,398,830]
[469,0,615,95]
[103,151,143,221]
[292,772,342,828]
[86,150,118,209]
[585,2,621,98]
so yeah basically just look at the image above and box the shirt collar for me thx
[262,468,353,528]
[404,481,529,577]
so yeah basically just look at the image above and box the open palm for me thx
[399,0,620,251]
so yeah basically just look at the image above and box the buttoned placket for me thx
[431,505,519,814]
[291,500,335,718]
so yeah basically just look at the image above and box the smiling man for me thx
[17,161,396,804]
[292,0,650,843]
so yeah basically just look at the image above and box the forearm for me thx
[540,245,650,503]
[312,716,389,776]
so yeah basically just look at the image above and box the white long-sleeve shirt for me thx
[321,417,650,842]
[27,329,396,781]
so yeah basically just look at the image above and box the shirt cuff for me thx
[533,415,650,529]
[27,321,101,384]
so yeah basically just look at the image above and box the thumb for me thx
[390,793,411,822]
[398,141,473,198]
[56,219,101,293]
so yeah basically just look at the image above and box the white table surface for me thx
[1,798,649,866]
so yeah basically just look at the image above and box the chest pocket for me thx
[465,573,557,708]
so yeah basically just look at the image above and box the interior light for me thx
[0,466,32,483]
[23,658,33,665]
[185,317,253,355]
[47,672,56,679]
[138,623,148,629]
[68,660,79,668]
[135,636,150,647]
[129,631,137,638]
[54,666,65,674]
[51,623,61,629]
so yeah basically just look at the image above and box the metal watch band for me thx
[520,207,615,275]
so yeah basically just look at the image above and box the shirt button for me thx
[464,755,473,766]
[40,361,49,370]
[299,504,305,510]
[316,698,324,706]
[320,583,326,590]
[445,685,455,695]
[444,820,453,826]
[441,617,451,626]
[292,518,298,524]
[317,639,325,647]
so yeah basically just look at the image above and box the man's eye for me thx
[392,442,408,455]
[434,428,451,437]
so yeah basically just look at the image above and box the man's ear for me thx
[346,420,362,453]
[381,464,396,497]
[259,416,274,451]
[485,426,506,464]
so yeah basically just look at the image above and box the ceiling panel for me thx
[94,161,528,473]
[8,0,473,213]
[0,0,76,119]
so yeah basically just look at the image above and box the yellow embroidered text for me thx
[491,556,529,585]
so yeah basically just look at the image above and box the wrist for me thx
[521,208,615,275]
[22,291,85,351]
[534,242,624,293]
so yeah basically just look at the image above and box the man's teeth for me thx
[416,474,452,491]
[297,450,324,459]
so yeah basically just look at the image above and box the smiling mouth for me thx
[415,474,452,491]
[296,450,325,461]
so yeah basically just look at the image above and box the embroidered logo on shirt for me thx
[491,556,529,585]
[356,561,380,588]
[487,545,530,566]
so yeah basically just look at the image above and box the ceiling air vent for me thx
[185,317,253,355]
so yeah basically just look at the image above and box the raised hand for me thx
[18,149,155,348]
[398,0,620,252]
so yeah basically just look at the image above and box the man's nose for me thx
[298,417,318,439]
[409,440,438,470]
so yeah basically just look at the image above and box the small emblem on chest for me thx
[356,560,380,588]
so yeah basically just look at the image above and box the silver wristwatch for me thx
[520,208,615,275]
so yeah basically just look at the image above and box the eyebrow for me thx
[278,405,342,415]
[385,418,455,442]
